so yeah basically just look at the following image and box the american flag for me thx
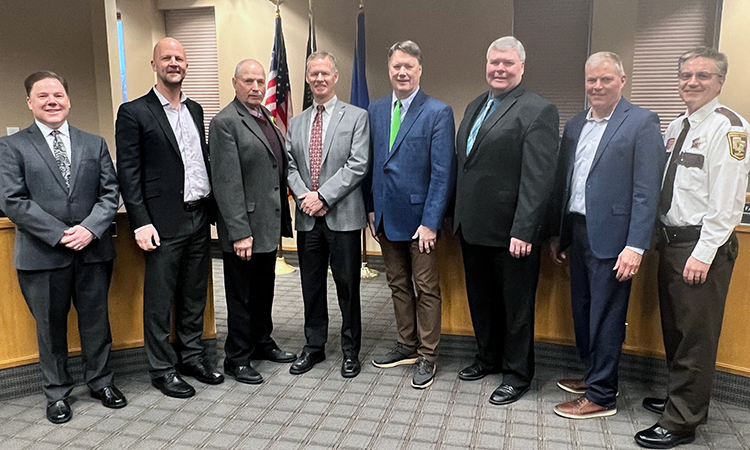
[264,9,293,137]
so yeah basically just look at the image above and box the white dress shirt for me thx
[152,87,210,202]
[36,120,71,162]
[308,95,338,144]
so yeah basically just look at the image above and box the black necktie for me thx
[659,118,691,216]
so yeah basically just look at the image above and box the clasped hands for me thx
[299,191,328,217]
[59,225,94,251]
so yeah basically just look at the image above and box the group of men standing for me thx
[0,34,747,450]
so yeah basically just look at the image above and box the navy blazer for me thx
[551,97,666,259]
[363,90,456,241]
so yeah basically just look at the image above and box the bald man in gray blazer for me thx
[286,51,370,378]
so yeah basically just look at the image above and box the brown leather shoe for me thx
[554,396,616,419]
[557,378,588,394]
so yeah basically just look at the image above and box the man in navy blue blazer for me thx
[549,52,666,419]
[363,41,456,389]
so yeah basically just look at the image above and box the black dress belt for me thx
[659,224,701,244]
[184,198,206,212]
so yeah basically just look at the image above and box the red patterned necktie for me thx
[309,104,325,190]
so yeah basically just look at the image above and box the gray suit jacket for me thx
[286,99,370,232]
[0,123,118,270]
[209,98,293,254]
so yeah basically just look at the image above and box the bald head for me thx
[233,59,267,110]
[151,37,188,89]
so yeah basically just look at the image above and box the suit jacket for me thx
[550,97,666,259]
[363,90,456,241]
[0,123,118,270]
[286,98,370,232]
[115,89,212,238]
[453,84,560,247]
[209,97,293,254]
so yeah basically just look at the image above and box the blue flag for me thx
[350,9,369,109]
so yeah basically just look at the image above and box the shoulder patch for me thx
[727,132,747,160]
[716,107,743,127]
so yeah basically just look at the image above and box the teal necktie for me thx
[389,100,402,152]
[466,98,496,155]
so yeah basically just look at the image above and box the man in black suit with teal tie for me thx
[453,36,559,405]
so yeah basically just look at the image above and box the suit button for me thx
[274,187,279,191]
[273,165,278,169]
[276,208,280,213]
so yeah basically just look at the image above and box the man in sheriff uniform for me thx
[635,47,750,449]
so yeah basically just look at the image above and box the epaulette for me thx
[716,107,742,127]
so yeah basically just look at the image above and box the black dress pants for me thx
[297,218,361,357]
[143,207,210,378]
[460,236,540,389]
[222,250,278,365]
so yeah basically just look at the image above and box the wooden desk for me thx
[0,214,216,369]
[438,226,750,377]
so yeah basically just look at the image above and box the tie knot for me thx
[51,130,60,137]
[395,100,401,108]
[317,104,325,113]
[682,117,690,129]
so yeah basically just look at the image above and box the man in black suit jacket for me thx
[209,59,296,385]
[0,71,125,423]
[116,37,223,398]
[453,36,559,405]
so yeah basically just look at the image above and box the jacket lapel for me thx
[457,95,485,169]
[321,101,344,165]
[146,90,182,159]
[387,90,426,163]
[28,124,69,192]
[67,126,84,192]
[466,87,522,163]
[234,98,275,161]
[590,97,630,171]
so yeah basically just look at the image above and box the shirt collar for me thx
[241,100,265,119]
[152,86,187,107]
[392,86,420,111]
[686,96,721,125]
[585,107,615,123]
[36,120,69,137]
[314,95,338,113]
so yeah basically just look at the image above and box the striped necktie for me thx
[466,98,497,155]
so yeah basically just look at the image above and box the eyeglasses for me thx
[678,72,723,81]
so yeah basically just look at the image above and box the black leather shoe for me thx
[179,361,225,385]
[224,361,263,384]
[253,348,297,363]
[634,424,695,449]
[289,351,325,375]
[151,372,196,398]
[341,356,361,378]
[458,363,494,381]
[488,383,530,405]
[91,385,127,409]
[642,397,667,414]
[46,399,71,424]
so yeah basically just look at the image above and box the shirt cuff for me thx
[625,246,644,255]
[134,224,154,234]
[691,240,717,265]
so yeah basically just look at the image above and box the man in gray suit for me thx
[209,59,296,385]
[0,71,125,424]
[286,51,370,378]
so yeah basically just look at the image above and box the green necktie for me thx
[389,100,402,152]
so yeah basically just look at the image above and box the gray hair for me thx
[233,59,264,78]
[486,36,526,62]
[678,47,728,77]
[306,51,338,74]
[586,52,625,76]
[388,41,423,65]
